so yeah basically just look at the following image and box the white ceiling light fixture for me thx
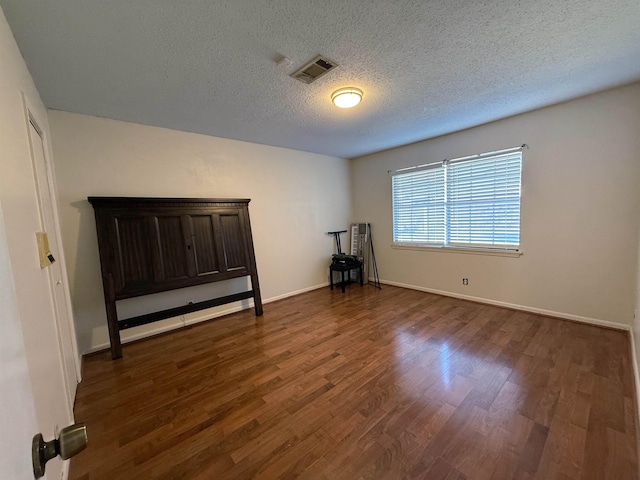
[331,87,363,108]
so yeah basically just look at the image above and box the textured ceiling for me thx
[2,1,640,158]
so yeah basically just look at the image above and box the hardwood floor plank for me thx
[69,285,638,479]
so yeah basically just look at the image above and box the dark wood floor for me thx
[70,285,639,480]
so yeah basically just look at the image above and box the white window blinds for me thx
[392,164,445,245]
[391,147,523,251]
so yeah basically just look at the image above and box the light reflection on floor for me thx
[441,342,451,387]
[393,329,513,403]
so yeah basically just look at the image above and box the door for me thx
[11,104,80,479]
[0,202,40,478]
[26,112,80,403]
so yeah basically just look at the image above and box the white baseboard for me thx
[86,277,629,356]
[381,279,640,421]
[378,279,630,331]
[180,282,329,326]
[81,276,640,441]
[264,282,328,304]
[84,282,330,355]
[84,319,185,354]
[183,303,251,327]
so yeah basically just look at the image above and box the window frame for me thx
[391,146,524,256]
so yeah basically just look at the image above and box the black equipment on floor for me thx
[327,230,362,293]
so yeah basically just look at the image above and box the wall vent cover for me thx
[290,55,338,84]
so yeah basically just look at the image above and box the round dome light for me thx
[331,87,363,108]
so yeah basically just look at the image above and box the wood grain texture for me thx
[190,215,219,276]
[88,197,262,359]
[70,285,638,479]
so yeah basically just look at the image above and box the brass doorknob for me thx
[32,423,87,478]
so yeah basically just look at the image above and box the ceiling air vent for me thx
[290,55,338,84]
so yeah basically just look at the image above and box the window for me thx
[392,146,523,252]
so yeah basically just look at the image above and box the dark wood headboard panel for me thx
[88,197,262,359]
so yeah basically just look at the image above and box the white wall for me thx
[0,202,39,479]
[49,111,351,354]
[0,8,72,479]
[351,83,640,327]
[633,218,640,405]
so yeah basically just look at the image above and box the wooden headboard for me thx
[88,197,262,359]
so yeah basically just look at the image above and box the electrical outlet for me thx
[462,278,469,285]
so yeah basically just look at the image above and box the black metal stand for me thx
[327,230,348,254]
[368,223,381,289]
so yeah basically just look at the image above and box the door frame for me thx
[22,94,81,403]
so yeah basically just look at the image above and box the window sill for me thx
[392,244,523,258]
